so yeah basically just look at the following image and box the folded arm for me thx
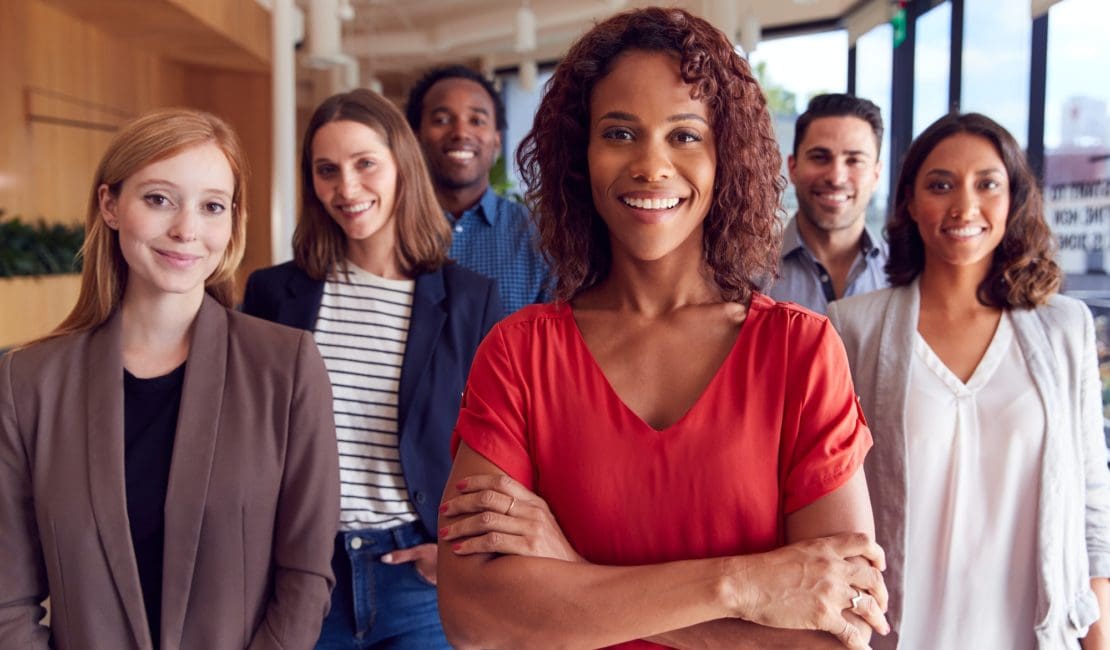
[437,443,886,650]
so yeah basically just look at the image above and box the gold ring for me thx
[505,497,516,516]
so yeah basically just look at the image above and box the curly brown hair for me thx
[516,7,784,303]
[886,112,1061,308]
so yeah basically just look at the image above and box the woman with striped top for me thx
[243,89,501,649]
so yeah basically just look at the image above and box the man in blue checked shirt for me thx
[407,66,550,317]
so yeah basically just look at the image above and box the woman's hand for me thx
[381,543,439,585]
[729,532,889,649]
[438,474,584,563]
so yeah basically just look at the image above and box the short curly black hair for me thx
[405,65,507,132]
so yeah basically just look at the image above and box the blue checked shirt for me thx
[766,215,889,315]
[447,188,550,317]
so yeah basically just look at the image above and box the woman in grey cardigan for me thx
[828,112,1110,649]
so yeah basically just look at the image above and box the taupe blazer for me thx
[0,295,341,650]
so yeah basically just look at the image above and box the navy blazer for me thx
[242,261,501,537]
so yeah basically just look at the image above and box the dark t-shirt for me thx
[123,362,185,649]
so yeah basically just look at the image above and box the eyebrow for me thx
[923,167,1005,176]
[804,146,873,158]
[136,179,231,197]
[430,106,491,116]
[312,152,374,164]
[597,111,709,126]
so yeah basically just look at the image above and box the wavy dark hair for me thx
[517,7,784,303]
[886,112,1060,307]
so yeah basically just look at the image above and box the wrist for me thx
[716,555,754,619]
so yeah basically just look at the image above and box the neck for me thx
[795,212,866,269]
[119,285,203,376]
[436,182,488,218]
[347,232,406,279]
[585,233,719,317]
[917,259,995,317]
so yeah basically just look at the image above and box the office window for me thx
[498,67,555,193]
[1042,0,1110,278]
[748,29,849,217]
[913,1,951,137]
[962,0,1031,147]
[855,22,894,228]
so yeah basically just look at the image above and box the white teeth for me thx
[621,196,680,210]
[341,202,372,214]
[946,225,985,237]
[447,150,475,160]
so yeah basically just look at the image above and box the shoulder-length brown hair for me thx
[294,88,450,279]
[45,108,248,342]
[517,7,784,303]
[886,112,1061,308]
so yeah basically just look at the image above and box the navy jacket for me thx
[242,261,501,537]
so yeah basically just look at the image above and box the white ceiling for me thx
[304,0,867,76]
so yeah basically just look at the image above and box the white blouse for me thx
[900,312,1045,650]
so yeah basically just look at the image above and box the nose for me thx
[337,168,360,198]
[168,206,199,242]
[825,158,849,186]
[629,140,674,183]
[950,185,979,219]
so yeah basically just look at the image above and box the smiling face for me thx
[416,77,501,193]
[909,132,1010,276]
[311,119,399,247]
[788,115,881,235]
[587,49,716,264]
[99,142,234,302]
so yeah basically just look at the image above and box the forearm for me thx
[438,552,738,649]
[1082,578,1110,650]
[646,619,842,650]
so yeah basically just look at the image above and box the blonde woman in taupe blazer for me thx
[0,109,340,650]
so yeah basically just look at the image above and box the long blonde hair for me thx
[44,108,248,342]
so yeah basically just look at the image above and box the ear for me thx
[97,184,119,230]
[493,129,503,156]
[786,154,797,184]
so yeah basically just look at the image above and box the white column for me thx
[271,0,296,264]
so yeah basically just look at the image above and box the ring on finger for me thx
[505,496,517,516]
[850,589,864,610]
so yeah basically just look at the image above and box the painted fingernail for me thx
[452,543,462,552]
[439,503,448,513]
[438,527,449,537]
[456,480,468,490]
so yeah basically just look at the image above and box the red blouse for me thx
[453,294,872,647]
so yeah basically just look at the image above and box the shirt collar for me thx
[782,213,886,260]
[465,187,501,226]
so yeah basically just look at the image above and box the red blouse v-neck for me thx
[452,294,872,643]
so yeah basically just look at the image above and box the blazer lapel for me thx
[277,267,325,331]
[869,282,917,632]
[397,269,447,433]
[86,309,154,649]
[1009,306,1059,622]
[160,296,228,649]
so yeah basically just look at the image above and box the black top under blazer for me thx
[242,261,502,536]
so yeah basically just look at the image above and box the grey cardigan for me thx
[828,282,1110,649]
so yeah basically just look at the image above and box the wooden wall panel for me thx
[0,1,32,218]
[184,66,274,299]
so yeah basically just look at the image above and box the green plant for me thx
[489,156,524,204]
[0,210,85,277]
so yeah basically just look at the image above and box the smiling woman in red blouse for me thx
[435,7,889,650]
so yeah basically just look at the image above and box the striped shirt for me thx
[313,264,417,530]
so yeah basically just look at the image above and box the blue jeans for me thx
[315,523,450,649]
